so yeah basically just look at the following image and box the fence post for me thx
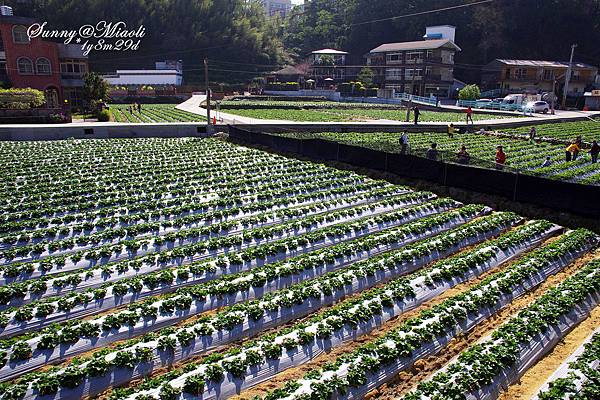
[513,171,519,201]
[384,152,389,172]
[443,161,448,186]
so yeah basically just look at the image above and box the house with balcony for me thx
[365,25,461,98]
[308,49,349,87]
[481,59,598,97]
[0,7,89,109]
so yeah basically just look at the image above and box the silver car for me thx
[525,101,550,113]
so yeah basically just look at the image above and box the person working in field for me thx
[529,127,537,141]
[426,143,439,161]
[565,141,580,161]
[457,145,470,165]
[413,106,420,125]
[399,131,409,154]
[495,145,506,170]
[589,140,600,163]
[541,156,552,167]
[466,106,474,124]
[447,123,455,138]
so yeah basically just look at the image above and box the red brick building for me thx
[0,13,88,109]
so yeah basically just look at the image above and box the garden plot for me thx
[0,137,598,400]
[506,119,600,142]
[273,131,600,185]
[111,104,205,123]
[218,100,508,123]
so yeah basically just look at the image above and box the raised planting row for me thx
[533,328,600,400]
[401,257,600,400]
[110,104,205,123]
[272,131,600,186]
[113,228,598,400]
[0,211,521,380]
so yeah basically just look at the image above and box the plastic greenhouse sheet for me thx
[0,217,526,380]
[466,292,600,400]
[531,327,600,400]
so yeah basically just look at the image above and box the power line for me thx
[350,0,498,27]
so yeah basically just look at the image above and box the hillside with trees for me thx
[5,0,288,84]
[283,0,600,82]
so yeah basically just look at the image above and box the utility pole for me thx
[204,58,211,125]
[551,78,556,115]
[562,44,577,109]
[405,66,417,122]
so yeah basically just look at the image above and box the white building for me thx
[103,60,183,86]
[260,0,292,17]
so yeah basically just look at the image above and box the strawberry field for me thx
[219,100,509,122]
[0,137,598,400]
[506,119,600,142]
[111,104,205,123]
[273,131,600,185]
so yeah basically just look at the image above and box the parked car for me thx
[475,98,493,108]
[525,101,550,113]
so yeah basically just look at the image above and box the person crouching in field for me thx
[565,141,580,162]
[457,145,470,165]
[495,145,506,170]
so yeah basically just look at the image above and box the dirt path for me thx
[497,293,600,400]
[371,248,600,400]
[231,229,557,400]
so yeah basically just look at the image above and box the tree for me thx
[458,84,481,101]
[357,67,375,87]
[83,72,109,111]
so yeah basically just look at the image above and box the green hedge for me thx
[0,88,45,109]
[265,82,300,91]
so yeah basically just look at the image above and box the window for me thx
[405,68,423,79]
[60,59,87,77]
[386,53,401,63]
[17,57,33,75]
[36,58,51,75]
[514,68,527,79]
[385,68,403,80]
[543,69,554,80]
[12,25,30,44]
[406,51,423,63]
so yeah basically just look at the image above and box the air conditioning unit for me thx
[0,6,13,16]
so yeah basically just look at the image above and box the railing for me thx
[393,92,438,106]
[456,99,523,112]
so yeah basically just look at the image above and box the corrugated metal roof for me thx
[369,39,461,53]
[311,49,349,55]
[495,59,596,69]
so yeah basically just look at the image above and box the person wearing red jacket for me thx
[466,106,474,124]
[495,145,506,170]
